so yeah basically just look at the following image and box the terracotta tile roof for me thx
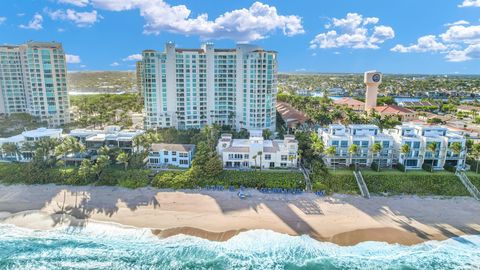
[374,104,415,114]
[457,105,480,111]
[334,97,365,106]
[276,102,308,126]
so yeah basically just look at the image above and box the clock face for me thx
[372,74,381,82]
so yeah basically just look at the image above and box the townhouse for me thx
[318,124,394,168]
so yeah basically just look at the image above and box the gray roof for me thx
[150,143,195,152]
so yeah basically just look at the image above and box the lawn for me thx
[466,172,480,190]
[361,169,470,196]
[311,169,359,195]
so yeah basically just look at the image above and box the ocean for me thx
[0,223,479,270]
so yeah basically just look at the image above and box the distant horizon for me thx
[67,70,480,77]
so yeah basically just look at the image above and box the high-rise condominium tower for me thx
[0,41,70,126]
[141,42,277,131]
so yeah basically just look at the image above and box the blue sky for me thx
[1,0,479,74]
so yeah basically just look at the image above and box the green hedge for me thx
[152,170,305,189]
[0,163,150,188]
[311,170,359,195]
[362,170,469,196]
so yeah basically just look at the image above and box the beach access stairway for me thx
[455,171,480,201]
[353,170,370,199]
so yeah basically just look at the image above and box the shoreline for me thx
[0,210,470,246]
[1,184,480,246]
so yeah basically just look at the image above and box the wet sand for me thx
[1,184,479,246]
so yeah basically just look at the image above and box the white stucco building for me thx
[319,124,394,168]
[0,127,63,161]
[216,130,298,169]
[69,126,145,154]
[387,124,467,170]
[141,42,277,131]
[147,143,195,168]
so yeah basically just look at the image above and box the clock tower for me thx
[364,70,382,112]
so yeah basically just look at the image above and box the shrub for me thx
[443,164,457,173]
[422,163,433,172]
[396,163,405,172]
[370,162,380,171]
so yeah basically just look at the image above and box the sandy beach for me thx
[0,184,479,246]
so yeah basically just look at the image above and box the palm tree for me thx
[371,142,383,172]
[116,151,129,170]
[20,142,35,160]
[252,155,257,171]
[400,144,411,172]
[92,155,110,180]
[426,142,438,173]
[288,155,295,168]
[348,144,359,167]
[326,146,337,171]
[34,137,60,167]
[449,142,463,170]
[257,151,263,171]
[98,145,110,157]
[1,143,20,161]
[471,143,480,174]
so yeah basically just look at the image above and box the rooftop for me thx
[334,97,365,106]
[374,104,415,114]
[150,143,195,152]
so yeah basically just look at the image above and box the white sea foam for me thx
[1,222,479,270]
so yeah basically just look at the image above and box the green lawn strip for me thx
[311,169,359,195]
[361,169,469,196]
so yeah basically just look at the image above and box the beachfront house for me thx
[147,143,195,168]
[0,128,63,162]
[216,130,298,169]
[319,124,394,168]
[387,124,467,170]
[69,126,145,154]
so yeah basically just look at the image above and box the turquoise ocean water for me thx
[0,223,479,270]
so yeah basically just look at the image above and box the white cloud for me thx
[446,44,480,62]
[391,35,450,53]
[459,0,480,7]
[440,24,480,44]
[0,17,6,25]
[310,13,394,50]
[392,23,480,62]
[45,8,101,27]
[58,0,90,7]
[110,62,119,66]
[444,20,470,26]
[122,54,142,61]
[80,64,87,68]
[75,0,304,42]
[19,13,43,30]
[66,54,81,64]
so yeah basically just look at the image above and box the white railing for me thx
[353,170,370,199]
